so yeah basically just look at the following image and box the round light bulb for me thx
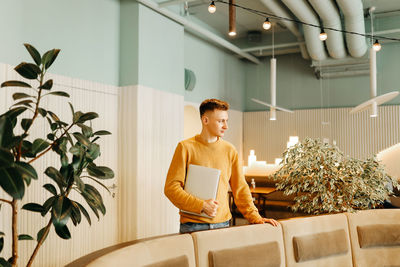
[263,18,271,30]
[208,1,216,13]
[228,31,236,36]
[319,30,327,41]
[373,39,382,51]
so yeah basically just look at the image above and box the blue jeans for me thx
[180,220,230,234]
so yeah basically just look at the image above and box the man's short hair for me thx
[199,99,230,117]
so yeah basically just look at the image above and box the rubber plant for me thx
[274,138,398,215]
[0,44,114,267]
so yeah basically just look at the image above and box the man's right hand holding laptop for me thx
[202,199,219,217]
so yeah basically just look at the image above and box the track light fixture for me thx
[319,29,327,41]
[373,39,382,51]
[208,1,216,13]
[263,18,271,30]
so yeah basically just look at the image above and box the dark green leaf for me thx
[72,132,90,147]
[38,79,53,90]
[1,80,31,88]
[32,138,50,154]
[52,196,72,224]
[73,111,83,123]
[14,162,38,186]
[56,121,68,127]
[87,164,114,179]
[42,49,60,69]
[50,122,57,131]
[70,201,81,226]
[85,176,111,194]
[36,227,49,243]
[74,175,85,192]
[12,99,33,107]
[0,232,3,236]
[44,167,66,191]
[47,133,55,141]
[18,234,34,241]
[14,62,41,80]
[41,196,57,217]
[52,221,71,239]
[43,183,57,195]
[69,145,82,156]
[76,202,91,225]
[47,111,60,122]
[0,238,4,254]
[21,118,33,131]
[21,140,35,158]
[24,43,41,65]
[61,154,68,167]
[0,167,25,199]
[12,92,32,101]
[44,91,69,97]
[68,102,74,117]
[38,108,47,117]
[4,107,27,121]
[86,143,100,161]
[0,257,11,267]
[22,203,43,213]
[0,148,14,167]
[93,130,111,136]
[84,184,105,214]
[77,123,93,138]
[77,112,98,123]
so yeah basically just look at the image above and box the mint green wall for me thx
[184,33,246,111]
[245,42,400,111]
[0,0,120,86]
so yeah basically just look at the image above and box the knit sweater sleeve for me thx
[229,151,262,223]
[164,142,204,214]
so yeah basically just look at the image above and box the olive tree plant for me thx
[274,138,397,214]
[0,44,114,267]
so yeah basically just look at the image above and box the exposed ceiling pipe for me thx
[242,42,304,52]
[336,0,368,58]
[280,0,328,61]
[308,0,347,59]
[259,0,309,59]
[136,0,260,64]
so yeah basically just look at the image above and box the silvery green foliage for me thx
[274,138,397,214]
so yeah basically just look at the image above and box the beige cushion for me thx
[357,224,400,248]
[144,255,189,267]
[347,209,400,267]
[209,242,280,267]
[293,229,348,262]
[191,224,285,267]
[281,213,352,267]
[86,234,196,267]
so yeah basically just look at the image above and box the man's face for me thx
[202,109,229,137]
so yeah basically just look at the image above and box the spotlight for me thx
[228,31,236,36]
[373,39,382,51]
[208,1,216,13]
[263,18,271,30]
[319,29,327,41]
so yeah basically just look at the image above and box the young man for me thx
[165,99,279,233]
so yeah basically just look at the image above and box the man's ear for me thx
[201,115,208,124]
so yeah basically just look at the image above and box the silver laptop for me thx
[181,164,221,218]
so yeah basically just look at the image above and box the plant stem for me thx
[0,198,12,205]
[26,219,52,267]
[11,199,18,267]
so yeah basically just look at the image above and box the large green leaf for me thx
[14,62,41,80]
[21,140,35,158]
[38,108,47,117]
[0,237,3,254]
[87,164,114,179]
[21,118,33,132]
[12,92,32,100]
[44,91,70,98]
[43,183,57,195]
[74,175,85,192]
[37,227,49,243]
[44,167,66,191]
[0,148,13,167]
[24,43,41,65]
[0,167,25,199]
[52,196,72,224]
[52,221,71,239]
[41,196,57,217]
[70,201,82,226]
[18,234,34,241]
[77,123,93,138]
[42,49,60,70]
[22,203,44,213]
[39,79,53,90]
[14,162,38,186]
[76,202,91,225]
[1,80,31,88]
[77,112,98,123]
[0,257,11,267]
[32,138,50,154]
[72,132,90,148]
[86,143,100,161]
[93,130,111,136]
[84,184,105,215]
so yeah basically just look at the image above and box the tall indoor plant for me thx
[0,44,114,267]
[274,138,397,214]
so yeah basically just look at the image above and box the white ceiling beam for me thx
[158,0,197,8]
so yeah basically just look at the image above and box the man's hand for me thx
[202,199,219,217]
[255,218,279,227]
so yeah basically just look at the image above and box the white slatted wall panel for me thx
[244,107,400,164]
[0,63,119,267]
[118,85,182,241]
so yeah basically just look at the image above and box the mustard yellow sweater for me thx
[165,135,262,224]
